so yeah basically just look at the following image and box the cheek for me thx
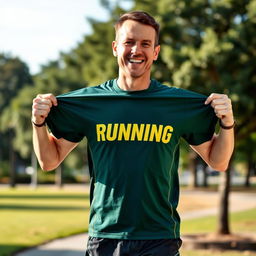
[116,45,128,56]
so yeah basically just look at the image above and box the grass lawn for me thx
[181,208,256,256]
[0,186,255,256]
[181,207,256,234]
[180,249,256,256]
[0,187,90,256]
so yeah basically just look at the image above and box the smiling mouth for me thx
[128,59,144,64]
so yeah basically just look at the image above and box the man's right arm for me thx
[32,94,78,171]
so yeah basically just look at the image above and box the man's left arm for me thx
[191,93,235,171]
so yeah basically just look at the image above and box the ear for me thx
[112,41,118,57]
[153,45,160,61]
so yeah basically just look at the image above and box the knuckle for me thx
[33,97,40,103]
[47,93,54,98]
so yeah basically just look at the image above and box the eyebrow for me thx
[124,38,153,43]
[142,40,152,43]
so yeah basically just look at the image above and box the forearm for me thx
[32,125,60,171]
[208,128,234,171]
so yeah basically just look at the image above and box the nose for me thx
[131,42,142,55]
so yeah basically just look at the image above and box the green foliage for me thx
[0,53,32,113]
[0,161,9,178]
[2,0,256,177]
[0,54,33,175]
[1,86,37,158]
[0,5,123,168]
[64,18,117,86]
[132,0,256,164]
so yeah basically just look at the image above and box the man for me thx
[32,11,234,256]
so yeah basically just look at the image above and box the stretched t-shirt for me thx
[46,79,217,240]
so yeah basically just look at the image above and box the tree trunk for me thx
[244,154,253,187]
[217,165,231,235]
[202,161,208,187]
[0,133,2,162]
[189,150,199,188]
[30,152,38,189]
[55,165,63,188]
[9,131,16,188]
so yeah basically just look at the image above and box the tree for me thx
[235,132,256,187]
[1,3,126,186]
[62,18,118,86]
[0,54,32,187]
[0,53,32,113]
[131,0,256,235]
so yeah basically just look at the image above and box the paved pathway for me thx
[180,190,256,219]
[15,191,256,256]
[15,234,88,256]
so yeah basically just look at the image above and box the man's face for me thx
[112,20,160,79]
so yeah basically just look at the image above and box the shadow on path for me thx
[16,249,85,256]
[0,204,89,211]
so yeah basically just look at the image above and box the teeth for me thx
[129,59,144,63]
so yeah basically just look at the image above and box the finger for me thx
[211,99,231,109]
[33,103,51,111]
[214,108,232,118]
[33,98,53,108]
[214,104,231,111]
[37,94,58,106]
[47,94,58,106]
[205,93,227,105]
[217,108,232,115]
[32,109,49,118]
[210,99,226,107]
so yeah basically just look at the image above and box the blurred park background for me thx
[0,0,256,255]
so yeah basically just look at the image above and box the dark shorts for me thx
[85,236,182,256]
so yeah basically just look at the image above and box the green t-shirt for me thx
[46,79,217,240]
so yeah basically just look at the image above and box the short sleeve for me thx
[46,100,85,143]
[182,103,218,146]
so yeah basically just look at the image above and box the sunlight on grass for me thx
[181,208,256,234]
[180,249,256,256]
[0,187,90,256]
[1,187,256,256]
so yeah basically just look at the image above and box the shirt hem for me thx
[88,231,180,240]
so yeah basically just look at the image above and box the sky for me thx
[0,0,131,74]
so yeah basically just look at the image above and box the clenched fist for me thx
[32,93,57,126]
[205,93,234,127]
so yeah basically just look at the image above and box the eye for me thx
[124,41,133,46]
[142,42,151,47]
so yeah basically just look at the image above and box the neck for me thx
[117,75,151,91]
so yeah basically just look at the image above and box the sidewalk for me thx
[15,234,88,256]
[15,191,256,256]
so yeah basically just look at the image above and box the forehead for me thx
[116,20,156,42]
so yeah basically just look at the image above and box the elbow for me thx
[209,162,229,172]
[39,161,59,172]
[207,152,233,172]
[36,152,61,171]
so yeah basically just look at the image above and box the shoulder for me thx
[151,80,207,99]
[56,80,115,98]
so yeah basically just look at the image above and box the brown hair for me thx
[114,11,160,46]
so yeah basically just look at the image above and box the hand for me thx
[32,93,57,125]
[205,93,234,126]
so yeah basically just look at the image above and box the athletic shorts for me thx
[85,236,182,256]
